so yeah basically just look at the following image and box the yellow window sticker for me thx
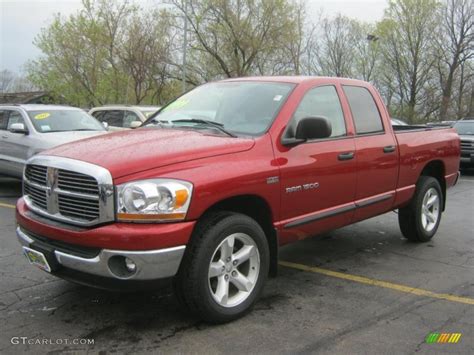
[34,113,50,120]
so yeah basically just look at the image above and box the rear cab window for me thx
[343,86,384,135]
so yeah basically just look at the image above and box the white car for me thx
[0,105,107,178]
[89,105,161,131]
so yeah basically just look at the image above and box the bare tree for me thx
[0,70,15,93]
[378,0,440,122]
[437,0,474,119]
[312,15,357,77]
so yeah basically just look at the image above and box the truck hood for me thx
[43,128,255,178]
[40,131,106,148]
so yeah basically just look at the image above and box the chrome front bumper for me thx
[17,227,185,281]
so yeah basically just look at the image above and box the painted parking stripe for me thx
[279,260,474,306]
[0,202,15,209]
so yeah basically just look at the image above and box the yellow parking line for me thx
[0,202,15,209]
[279,260,474,306]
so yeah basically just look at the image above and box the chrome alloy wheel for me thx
[421,187,440,232]
[208,233,260,308]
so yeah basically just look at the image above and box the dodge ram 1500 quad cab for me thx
[16,77,460,323]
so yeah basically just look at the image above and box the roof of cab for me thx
[220,76,369,86]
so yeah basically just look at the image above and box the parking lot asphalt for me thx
[0,173,473,354]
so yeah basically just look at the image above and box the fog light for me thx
[125,257,136,273]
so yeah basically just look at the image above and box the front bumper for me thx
[17,227,185,281]
[16,198,196,287]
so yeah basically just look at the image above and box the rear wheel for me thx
[174,212,269,323]
[398,176,443,242]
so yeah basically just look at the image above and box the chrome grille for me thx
[460,140,474,151]
[24,182,47,210]
[58,194,100,220]
[23,156,114,227]
[25,165,47,185]
[58,169,99,195]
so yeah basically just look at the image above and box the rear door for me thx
[341,85,399,221]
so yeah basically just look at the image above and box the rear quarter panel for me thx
[394,128,460,207]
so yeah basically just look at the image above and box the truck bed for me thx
[394,126,460,194]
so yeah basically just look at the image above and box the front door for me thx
[275,85,357,244]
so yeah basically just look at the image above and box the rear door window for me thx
[343,86,384,134]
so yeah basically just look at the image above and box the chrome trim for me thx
[16,226,34,246]
[284,192,394,229]
[284,204,356,229]
[355,193,394,208]
[16,227,185,280]
[23,155,114,227]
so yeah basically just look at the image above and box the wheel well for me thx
[421,160,446,210]
[203,195,278,277]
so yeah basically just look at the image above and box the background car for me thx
[89,105,161,131]
[453,120,474,168]
[0,104,107,178]
[390,117,408,126]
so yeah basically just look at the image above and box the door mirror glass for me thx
[102,121,109,129]
[295,116,332,140]
[9,123,28,134]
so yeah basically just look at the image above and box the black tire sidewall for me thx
[190,214,270,321]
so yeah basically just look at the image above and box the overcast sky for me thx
[0,0,388,74]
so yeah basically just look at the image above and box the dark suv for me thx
[453,120,474,167]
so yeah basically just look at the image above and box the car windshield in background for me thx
[146,82,295,136]
[27,110,105,133]
[141,110,160,118]
[453,122,474,135]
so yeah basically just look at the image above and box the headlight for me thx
[116,179,193,222]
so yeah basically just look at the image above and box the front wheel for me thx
[174,212,270,323]
[398,176,443,242]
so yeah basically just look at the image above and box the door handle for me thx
[383,145,396,153]
[1,135,8,139]
[338,152,355,161]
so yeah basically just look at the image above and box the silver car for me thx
[0,105,107,178]
[89,105,161,131]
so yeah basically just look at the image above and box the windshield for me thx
[27,110,105,133]
[453,122,474,135]
[146,82,295,136]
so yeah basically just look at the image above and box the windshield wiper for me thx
[171,119,237,137]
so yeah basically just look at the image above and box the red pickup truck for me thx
[16,77,460,323]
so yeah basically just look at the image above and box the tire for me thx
[398,176,443,242]
[174,211,270,323]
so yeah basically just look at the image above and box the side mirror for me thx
[295,117,332,140]
[102,122,109,129]
[129,121,142,129]
[9,123,28,134]
[282,116,332,146]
